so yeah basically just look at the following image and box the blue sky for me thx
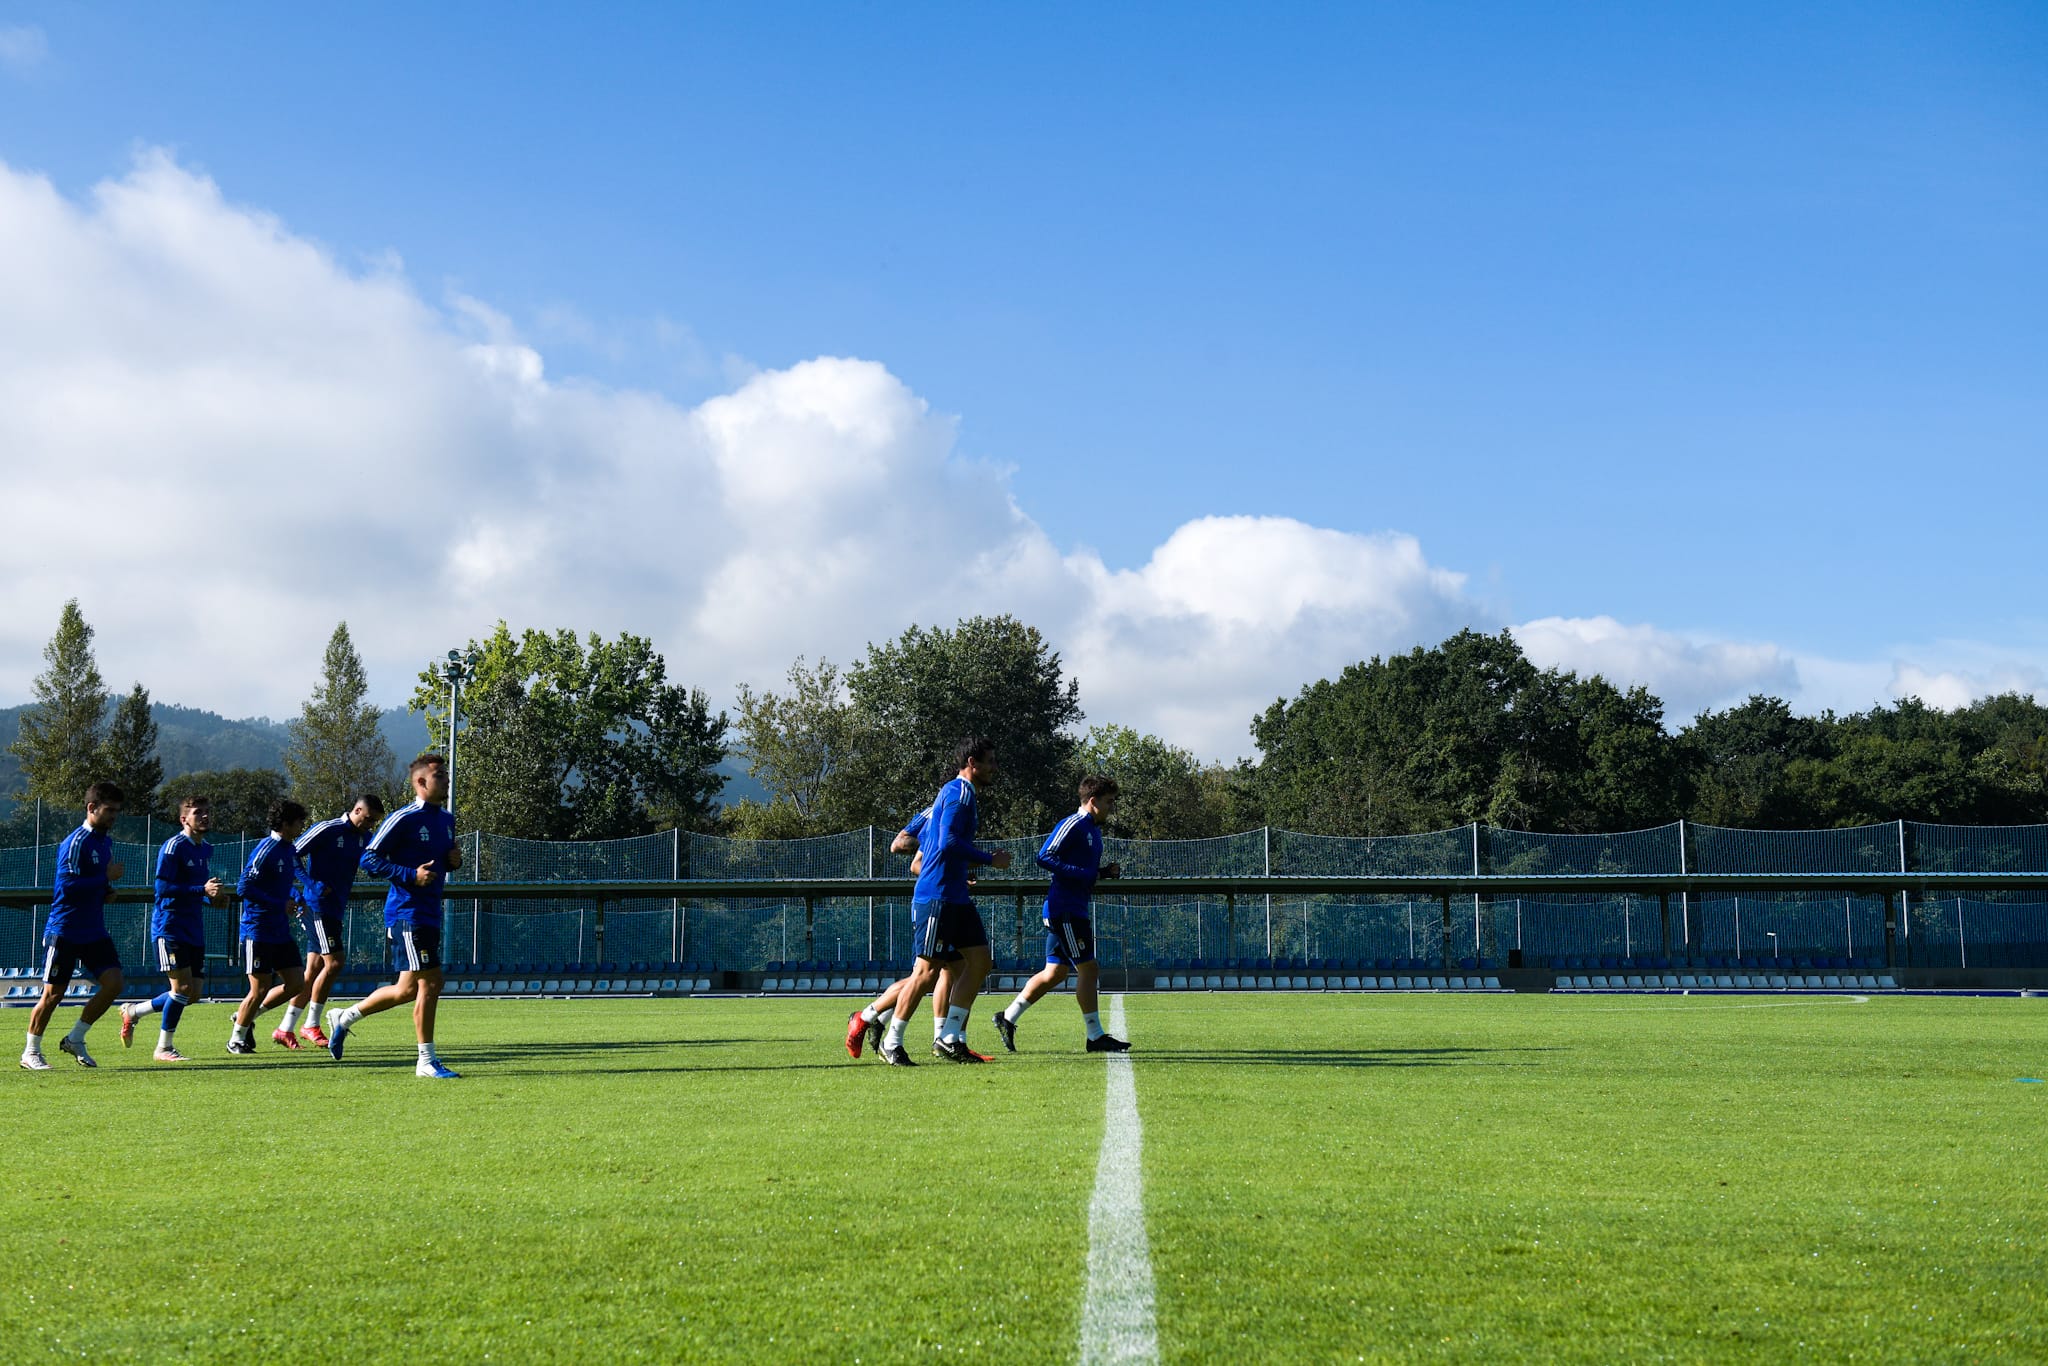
[1,4,2044,752]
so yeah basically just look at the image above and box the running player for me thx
[120,793,227,1060]
[325,754,461,1079]
[262,793,383,1048]
[844,807,984,1061]
[993,775,1130,1053]
[22,782,128,1069]
[879,737,1010,1066]
[226,800,311,1055]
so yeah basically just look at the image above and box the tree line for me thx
[9,602,2048,844]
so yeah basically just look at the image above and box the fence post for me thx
[1898,820,1911,970]
[1439,894,1452,974]
[1884,890,1899,973]
[595,900,607,967]
[866,826,876,963]
[804,895,815,962]
[1676,819,1689,952]
[1262,827,1272,959]
[1659,892,1671,959]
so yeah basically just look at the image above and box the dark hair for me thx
[267,798,309,831]
[84,781,125,809]
[178,794,210,816]
[954,736,996,771]
[354,792,386,814]
[1079,774,1120,803]
[410,753,446,778]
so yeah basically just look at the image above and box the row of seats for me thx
[1154,970,1504,991]
[1554,972,1897,992]
[1537,954,1886,972]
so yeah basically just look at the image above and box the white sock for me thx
[126,999,151,1021]
[158,1030,175,1051]
[66,1018,90,1045]
[1084,1010,1105,1041]
[337,1005,363,1028]
[943,1005,969,1041]
[281,1005,304,1032]
[859,1005,881,1023]
[1003,996,1032,1023]
[23,1031,42,1055]
[933,1013,946,1040]
[417,1042,436,1061]
[234,1023,252,1042]
[882,1017,907,1051]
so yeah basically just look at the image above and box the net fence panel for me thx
[1907,896,2048,970]
[1686,823,1901,875]
[686,830,871,880]
[480,831,676,882]
[1270,827,1474,876]
[1482,825,1683,876]
[1907,823,2048,874]
[1688,894,1888,960]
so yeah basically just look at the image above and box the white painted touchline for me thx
[1078,995,1158,1366]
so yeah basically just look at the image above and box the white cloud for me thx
[1512,616,1798,720]
[1,150,2038,765]
[0,151,1492,758]
[0,24,47,72]
[1889,662,2048,712]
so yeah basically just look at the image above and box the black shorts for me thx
[43,936,120,985]
[1045,918,1096,967]
[389,922,443,974]
[241,939,300,976]
[911,900,987,961]
[155,937,206,975]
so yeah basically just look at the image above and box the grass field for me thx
[3,991,2044,1362]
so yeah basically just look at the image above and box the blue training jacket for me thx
[359,800,459,928]
[152,832,215,945]
[295,815,366,915]
[237,835,298,944]
[911,777,995,905]
[1036,809,1105,922]
[48,825,115,942]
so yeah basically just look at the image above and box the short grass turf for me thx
[2,993,2043,1362]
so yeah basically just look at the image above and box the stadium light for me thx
[436,646,481,813]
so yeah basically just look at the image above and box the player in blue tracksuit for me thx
[326,754,462,1078]
[258,793,384,1049]
[844,802,975,1060]
[22,782,129,1070]
[119,793,227,1061]
[226,800,311,1055]
[994,775,1130,1053]
[878,736,1012,1065]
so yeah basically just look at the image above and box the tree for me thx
[729,657,867,836]
[11,600,111,810]
[1676,695,1831,828]
[98,683,164,814]
[840,616,1084,838]
[1076,725,1233,840]
[285,622,397,815]
[409,623,727,839]
[156,768,290,838]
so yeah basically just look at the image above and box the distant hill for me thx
[0,701,432,796]
[0,701,763,808]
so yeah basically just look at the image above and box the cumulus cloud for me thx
[0,151,1503,758]
[2,150,2038,762]
[1513,616,1798,720]
[0,24,47,72]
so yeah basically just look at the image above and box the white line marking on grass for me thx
[1571,995,1873,1012]
[1079,994,1158,1366]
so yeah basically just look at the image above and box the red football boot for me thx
[844,1010,868,1059]
[271,1028,302,1050]
[302,1024,330,1047]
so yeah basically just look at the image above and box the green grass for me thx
[2,992,2043,1362]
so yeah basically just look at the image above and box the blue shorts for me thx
[388,922,443,974]
[1045,918,1096,968]
[240,939,300,977]
[155,937,206,975]
[911,900,986,962]
[42,935,120,985]
[307,908,347,957]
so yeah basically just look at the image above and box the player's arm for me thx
[65,836,113,893]
[1034,827,1096,884]
[359,831,419,888]
[944,792,1006,869]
